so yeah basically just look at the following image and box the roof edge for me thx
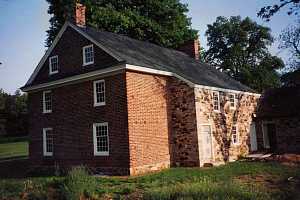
[22,63,261,96]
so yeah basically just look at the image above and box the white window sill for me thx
[230,107,236,110]
[232,143,240,146]
[83,62,94,67]
[94,152,109,156]
[43,153,53,157]
[49,71,59,75]
[94,102,106,107]
[214,110,221,113]
[43,110,52,114]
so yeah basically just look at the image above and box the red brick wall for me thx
[28,73,129,175]
[126,71,171,174]
[31,27,118,86]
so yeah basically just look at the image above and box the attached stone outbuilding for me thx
[255,86,300,153]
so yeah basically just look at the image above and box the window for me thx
[83,44,94,66]
[43,91,52,113]
[231,125,239,145]
[93,123,109,156]
[212,91,220,111]
[49,55,59,75]
[93,80,105,106]
[229,93,236,109]
[43,128,53,156]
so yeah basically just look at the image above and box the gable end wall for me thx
[31,26,118,86]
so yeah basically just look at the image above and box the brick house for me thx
[255,86,300,153]
[21,4,260,175]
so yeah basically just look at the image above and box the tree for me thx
[279,22,300,69]
[258,0,300,21]
[0,89,28,136]
[204,16,284,92]
[45,0,198,48]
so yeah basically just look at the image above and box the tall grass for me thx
[62,166,98,200]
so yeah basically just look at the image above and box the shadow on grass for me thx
[0,158,30,179]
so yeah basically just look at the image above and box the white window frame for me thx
[93,80,106,107]
[229,93,236,109]
[49,55,59,75]
[212,91,220,112]
[231,125,239,145]
[43,128,53,156]
[43,90,52,113]
[93,122,109,156]
[82,44,94,66]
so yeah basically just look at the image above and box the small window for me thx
[229,93,236,109]
[83,44,94,66]
[231,125,239,145]
[93,122,109,156]
[93,80,105,106]
[212,91,220,111]
[43,128,53,156]
[43,91,52,113]
[49,55,59,75]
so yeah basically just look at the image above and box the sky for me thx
[0,0,297,94]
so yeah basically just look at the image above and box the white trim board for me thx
[22,63,261,97]
[126,64,261,96]
[22,64,126,92]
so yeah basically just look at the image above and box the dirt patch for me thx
[234,173,300,196]
[266,154,300,166]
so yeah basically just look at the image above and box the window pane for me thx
[44,129,53,154]
[43,92,52,112]
[94,123,109,154]
[84,46,94,64]
[94,81,105,105]
[50,56,58,73]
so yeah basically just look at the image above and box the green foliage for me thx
[62,166,98,200]
[45,0,198,48]
[204,16,284,92]
[1,162,300,199]
[258,0,300,21]
[0,89,28,136]
[144,180,269,200]
[281,68,300,86]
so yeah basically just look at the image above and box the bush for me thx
[62,166,98,200]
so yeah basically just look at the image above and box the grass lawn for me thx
[0,136,28,160]
[1,161,300,200]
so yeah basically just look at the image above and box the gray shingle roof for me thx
[80,26,255,93]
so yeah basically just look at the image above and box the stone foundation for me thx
[129,161,170,175]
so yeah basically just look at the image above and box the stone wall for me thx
[194,88,259,165]
[256,117,300,153]
[167,78,199,167]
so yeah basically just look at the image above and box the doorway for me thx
[262,122,277,152]
[250,122,257,151]
[200,125,213,164]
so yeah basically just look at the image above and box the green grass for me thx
[1,161,300,200]
[0,136,28,159]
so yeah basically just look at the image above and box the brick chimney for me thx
[177,39,200,60]
[75,3,86,27]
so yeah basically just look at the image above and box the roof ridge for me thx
[83,25,193,59]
